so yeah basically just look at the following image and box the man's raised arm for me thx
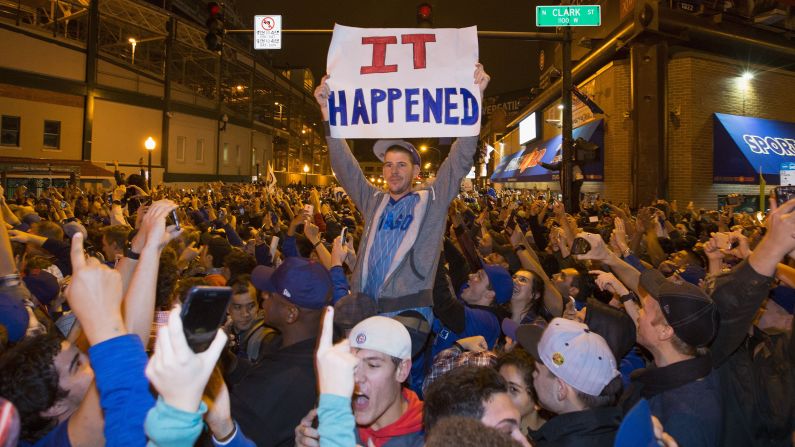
[431,64,490,205]
[315,75,379,214]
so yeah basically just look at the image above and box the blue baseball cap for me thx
[482,263,513,305]
[0,292,29,343]
[251,257,332,310]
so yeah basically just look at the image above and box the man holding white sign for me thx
[314,24,489,323]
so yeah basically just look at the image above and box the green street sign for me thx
[536,5,601,27]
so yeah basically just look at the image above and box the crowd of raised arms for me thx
[0,64,793,447]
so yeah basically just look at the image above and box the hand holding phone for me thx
[180,286,232,353]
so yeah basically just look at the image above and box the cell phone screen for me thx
[180,286,232,352]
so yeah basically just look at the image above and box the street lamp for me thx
[303,164,310,186]
[145,136,156,189]
[128,38,137,65]
[420,145,441,177]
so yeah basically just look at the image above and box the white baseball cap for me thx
[517,318,619,396]
[349,316,412,361]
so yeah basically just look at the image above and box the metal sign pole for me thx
[561,26,574,211]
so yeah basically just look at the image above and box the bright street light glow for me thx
[144,137,156,151]
[303,164,310,173]
[741,72,754,81]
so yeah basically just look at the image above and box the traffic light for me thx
[205,2,224,52]
[416,3,432,27]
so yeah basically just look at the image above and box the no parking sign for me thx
[254,15,282,50]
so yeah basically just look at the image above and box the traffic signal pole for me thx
[561,27,574,212]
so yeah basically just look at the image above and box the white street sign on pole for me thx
[254,15,282,50]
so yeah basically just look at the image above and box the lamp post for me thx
[128,38,137,65]
[303,164,309,186]
[145,136,156,189]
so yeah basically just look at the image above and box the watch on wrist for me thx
[124,246,140,260]
[620,291,637,303]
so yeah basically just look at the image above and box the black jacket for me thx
[709,260,795,446]
[230,338,318,447]
[621,356,722,447]
[528,406,621,447]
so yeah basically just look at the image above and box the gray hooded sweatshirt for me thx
[325,123,477,313]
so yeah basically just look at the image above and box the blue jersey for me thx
[364,193,419,299]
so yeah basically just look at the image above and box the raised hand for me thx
[573,232,614,262]
[145,305,227,412]
[65,233,126,345]
[331,236,349,267]
[315,306,360,398]
[589,270,629,296]
[304,221,321,245]
[314,75,330,121]
[474,63,491,95]
[140,200,181,252]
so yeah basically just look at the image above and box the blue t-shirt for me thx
[363,193,419,298]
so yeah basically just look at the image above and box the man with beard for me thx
[313,65,490,322]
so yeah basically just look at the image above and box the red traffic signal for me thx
[208,1,221,16]
[205,1,224,52]
[417,3,432,26]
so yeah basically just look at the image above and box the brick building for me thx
[485,2,795,210]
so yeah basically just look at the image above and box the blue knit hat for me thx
[482,263,513,305]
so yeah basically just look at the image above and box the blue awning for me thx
[491,119,604,183]
[713,113,795,184]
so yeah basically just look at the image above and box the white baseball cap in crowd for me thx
[349,316,412,361]
[516,317,619,396]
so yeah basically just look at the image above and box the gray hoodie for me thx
[325,124,477,313]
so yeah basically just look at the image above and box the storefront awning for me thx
[713,113,795,184]
[491,119,604,183]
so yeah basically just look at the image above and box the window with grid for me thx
[176,136,186,162]
[43,120,61,149]
[1,116,21,146]
[196,138,205,163]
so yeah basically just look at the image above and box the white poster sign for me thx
[325,24,480,139]
[254,15,281,50]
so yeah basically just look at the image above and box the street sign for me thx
[536,5,601,27]
[254,15,282,49]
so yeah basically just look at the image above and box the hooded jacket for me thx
[326,124,477,313]
[356,389,424,447]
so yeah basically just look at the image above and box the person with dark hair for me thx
[496,347,545,433]
[0,333,82,444]
[551,266,594,312]
[508,269,552,325]
[425,416,524,447]
[225,274,279,363]
[516,318,622,446]
[423,366,529,445]
[100,225,131,266]
[223,249,256,285]
[230,258,330,446]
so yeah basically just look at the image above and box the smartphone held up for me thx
[180,286,232,353]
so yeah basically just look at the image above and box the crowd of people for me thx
[0,64,793,447]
